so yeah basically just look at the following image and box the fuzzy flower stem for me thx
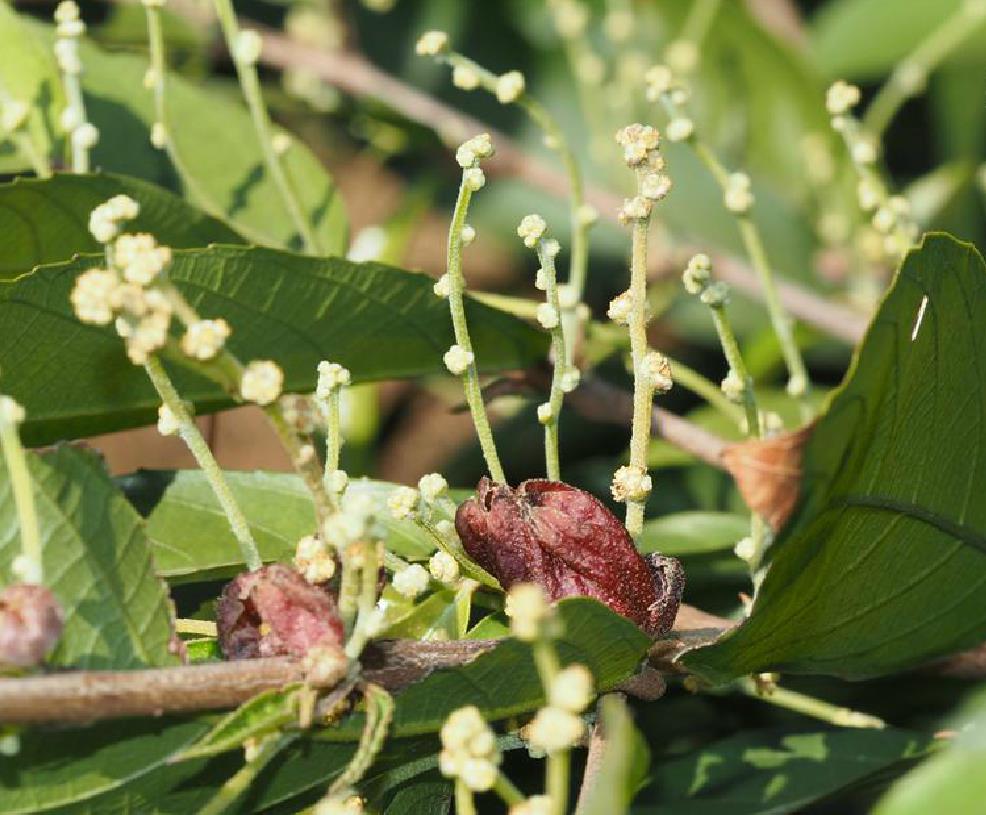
[143,355,262,571]
[210,0,319,254]
[199,733,298,815]
[455,780,478,815]
[864,1,986,137]
[707,304,761,439]
[625,176,653,539]
[736,676,886,729]
[0,406,42,583]
[323,387,343,480]
[344,541,382,659]
[669,357,745,427]
[532,636,569,815]
[446,172,506,484]
[493,774,525,807]
[670,115,810,407]
[536,240,569,481]
[440,53,590,353]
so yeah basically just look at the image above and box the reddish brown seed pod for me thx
[217,563,345,660]
[0,583,64,669]
[455,478,684,636]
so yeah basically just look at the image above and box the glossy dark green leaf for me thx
[0,445,178,669]
[579,694,651,815]
[0,173,242,281]
[0,247,548,445]
[686,234,986,683]
[633,727,929,815]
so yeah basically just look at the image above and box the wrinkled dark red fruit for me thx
[0,584,64,669]
[456,479,685,636]
[217,564,345,660]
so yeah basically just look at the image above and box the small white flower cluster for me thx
[240,360,284,405]
[720,369,745,402]
[606,290,633,326]
[313,793,364,815]
[418,472,449,503]
[526,664,593,753]
[610,464,651,503]
[517,214,548,249]
[89,194,140,243]
[452,63,480,91]
[826,81,881,166]
[443,344,474,376]
[233,30,264,66]
[393,563,430,598]
[682,253,711,295]
[115,233,173,285]
[825,80,861,117]
[496,70,526,104]
[180,319,231,361]
[504,583,551,641]
[387,485,420,520]
[429,550,460,584]
[316,361,351,400]
[455,132,495,169]
[699,281,730,308]
[640,350,673,394]
[54,1,99,152]
[433,273,452,298]
[615,123,660,168]
[551,0,589,39]
[734,535,755,563]
[415,30,449,57]
[322,491,384,550]
[723,172,754,214]
[157,404,179,436]
[615,124,672,223]
[439,706,501,792]
[295,534,337,583]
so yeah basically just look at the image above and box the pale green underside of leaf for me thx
[579,695,651,815]
[0,245,547,445]
[0,446,177,669]
[0,173,242,282]
[685,234,986,683]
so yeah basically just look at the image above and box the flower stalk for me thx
[53,1,97,173]
[0,397,42,584]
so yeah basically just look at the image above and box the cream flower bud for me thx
[463,167,485,191]
[577,203,599,226]
[618,196,651,224]
[537,402,553,425]
[240,360,283,405]
[388,486,420,520]
[857,178,883,211]
[666,117,694,143]
[517,214,548,248]
[700,281,730,308]
[156,404,179,436]
[611,464,651,502]
[460,758,498,792]
[181,319,231,361]
[114,233,171,285]
[71,123,99,150]
[825,80,861,116]
[559,367,580,393]
[436,518,457,541]
[534,268,548,291]
[641,351,673,393]
[495,71,526,104]
[720,369,745,402]
[316,361,351,398]
[505,583,549,641]
[549,664,594,713]
[527,706,585,753]
[234,30,263,66]
[665,39,699,74]
[682,253,711,294]
[314,794,363,815]
[460,224,476,246]
[70,268,118,324]
[59,105,82,133]
[607,291,633,325]
[54,0,80,23]
[1,100,30,133]
[326,469,349,494]
[415,30,449,56]
[641,172,672,201]
[433,273,452,298]
[443,344,474,375]
[0,396,26,427]
[536,302,559,330]
[418,472,449,502]
[106,195,140,221]
[393,563,430,598]
[644,64,674,100]
[452,63,480,90]
[851,135,878,165]
[552,0,589,38]
[724,173,754,213]
[271,132,291,156]
[429,550,459,583]
[510,795,554,815]
[295,535,337,583]
[733,536,756,562]
[150,122,167,149]
[872,205,896,234]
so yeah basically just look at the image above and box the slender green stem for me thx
[864,2,986,137]
[536,243,569,481]
[144,355,262,571]
[199,733,298,815]
[264,405,333,530]
[322,387,343,502]
[533,638,561,687]
[211,0,319,254]
[493,773,525,807]
[344,542,382,659]
[0,409,41,584]
[337,553,360,636]
[668,357,745,427]
[625,199,652,539]
[708,305,761,438]
[547,748,571,815]
[736,676,886,729]
[446,174,505,483]
[327,684,394,794]
[455,780,477,815]
[677,0,722,51]
[9,132,51,178]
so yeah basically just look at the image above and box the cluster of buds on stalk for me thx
[53,1,98,170]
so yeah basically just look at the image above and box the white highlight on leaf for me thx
[911,294,928,342]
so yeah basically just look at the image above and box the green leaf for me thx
[174,685,305,762]
[322,597,651,740]
[578,695,651,815]
[685,234,986,683]
[381,585,472,640]
[27,23,348,255]
[0,246,548,445]
[0,173,242,281]
[639,512,750,556]
[147,471,449,581]
[0,717,208,814]
[810,0,986,81]
[0,445,178,669]
[873,690,986,815]
[380,778,452,815]
[0,6,65,174]
[633,728,930,815]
